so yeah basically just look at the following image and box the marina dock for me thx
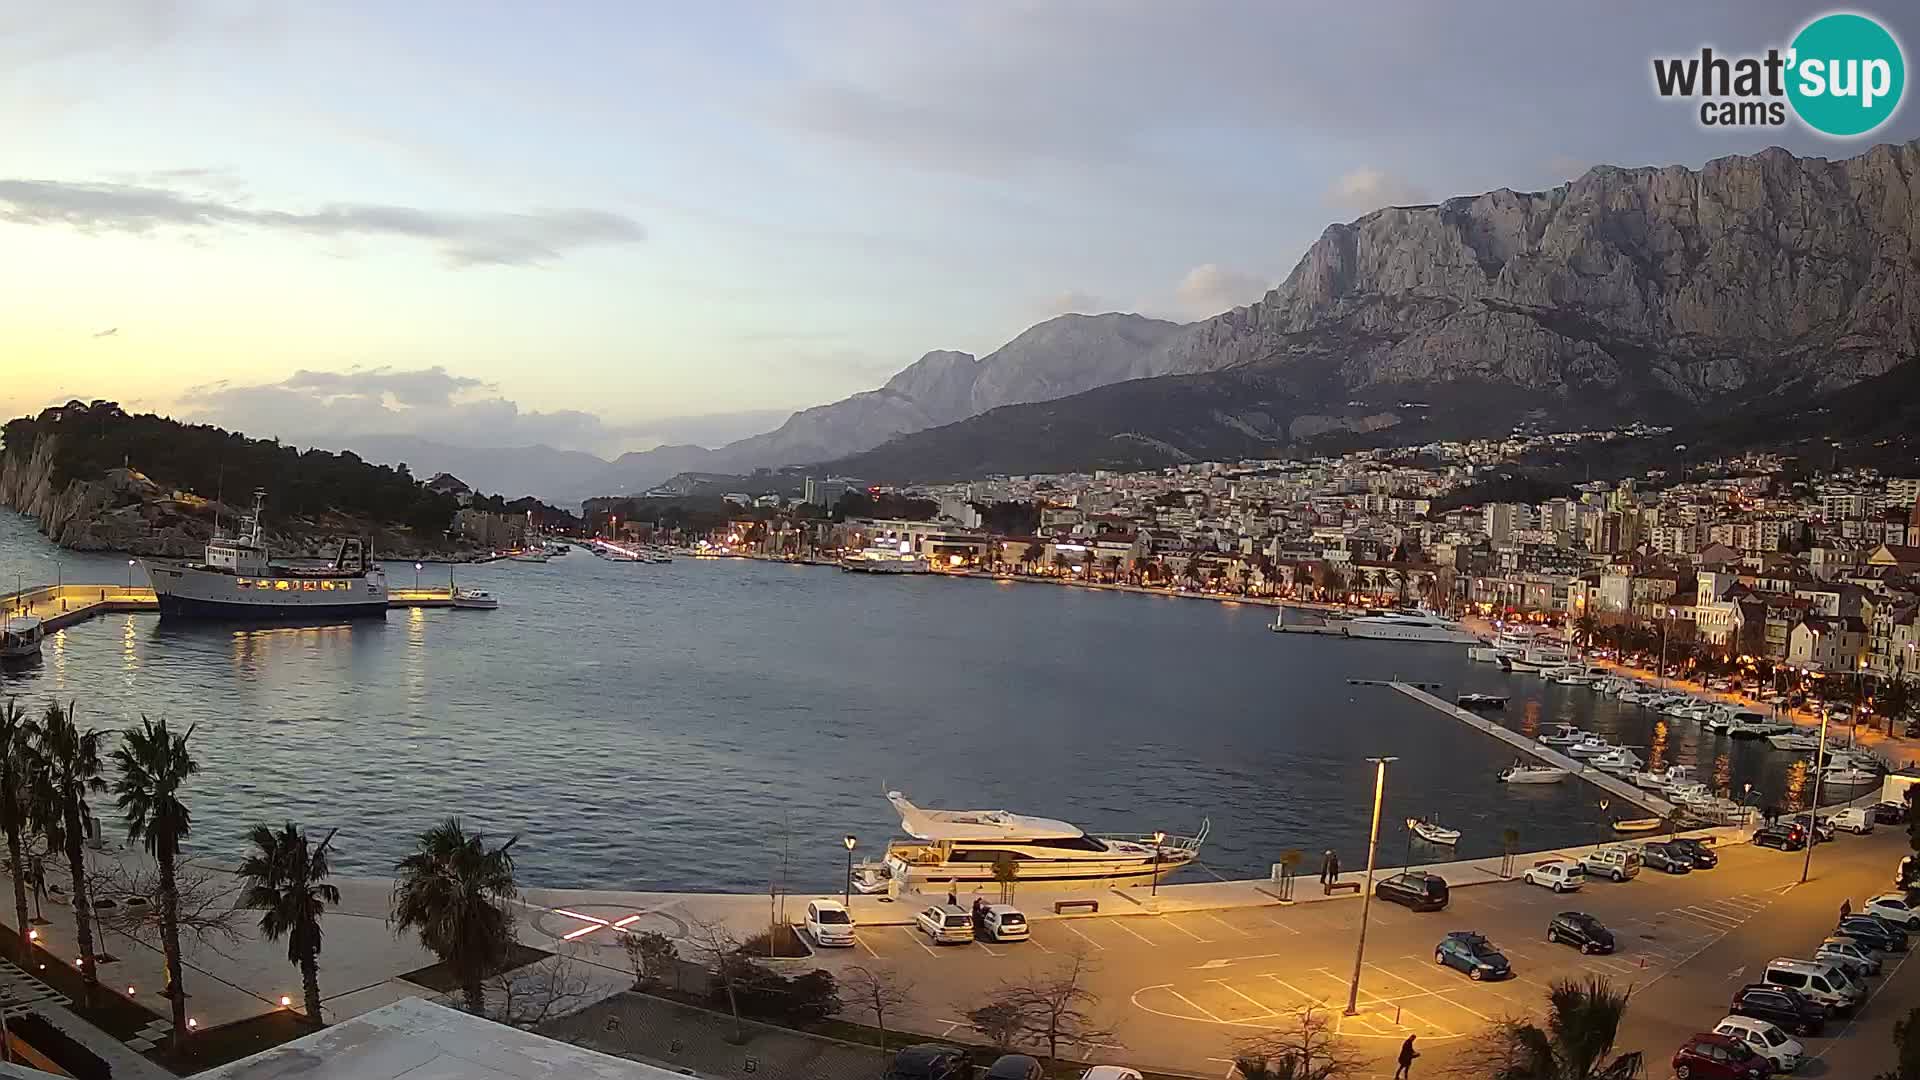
[1389,681,1676,818]
[3,582,478,631]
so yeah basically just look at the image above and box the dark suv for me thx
[1376,871,1449,911]
[1641,842,1694,874]
[1730,983,1826,1037]
[983,1056,1044,1080]
[1753,824,1805,850]
[1874,801,1908,825]
[1547,911,1615,954]
[1668,837,1718,868]
[887,1044,975,1080]
[1838,914,1910,953]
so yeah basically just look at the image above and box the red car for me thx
[1673,1032,1772,1078]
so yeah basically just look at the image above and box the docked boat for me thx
[1726,713,1789,740]
[1498,761,1569,784]
[451,588,499,610]
[1341,611,1481,644]
[1539,723,1584,747]
[140,492,387,620]
[849,791,1207,893]
[840,541,931,575]
[1767,730,1822,751]
[509,550,549,563]
[1457,693,1507,711]
[1566,734,1616,757]
[1822,765,1882,787]
[0,616,44,659]
[1611,817,1664,834]
[1406,817,1460,845]
[1591,747,1645,775]
[1467,645,1506,663]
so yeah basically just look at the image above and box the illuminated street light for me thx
[842,835,857,908]
[1345,755,1397,1017]
[1151,831,1166,898]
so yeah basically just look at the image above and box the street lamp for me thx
[842,835,857,908]
[1150,830,1166,898]
[1801,707,1832,885]
[414,562,422,590]
[1345,755,1397,1017]
[1743,783,1754,828]
[126,559,136,589]
[1597,797,1610,847]
[1660,607,1676,688]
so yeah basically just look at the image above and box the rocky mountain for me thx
[830,140,1920,482]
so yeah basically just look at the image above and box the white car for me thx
[1712,1015,1804,1072]
[979,904,1030,942]
[803,899,856,947]
[1522,859,1585,893]
[1863,893,1920,929]
[1080,1068,1143,1080]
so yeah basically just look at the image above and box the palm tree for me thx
[27,701,106,1005]
[238,823,339,1029]
[1482,976,1641,1079]
[0,699,34,955]
[111,716,199,1051]
[390,818,518,1014]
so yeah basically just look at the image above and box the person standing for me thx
[1841,897,1853,920]
[1329,850,1341,883]
[1395,1034,1418,1079]
[1320,849,1335,886]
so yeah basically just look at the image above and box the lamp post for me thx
[126,559,136,589]
[1660,607,1676,688]
[842,835,856,908]
[1743,783,1754,829]
[413,562,422,591]
[1801,707,1832,885]
[1345,756,1396,1017]
[1151,831,1166,898]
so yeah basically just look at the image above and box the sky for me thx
[4,1,1917,458]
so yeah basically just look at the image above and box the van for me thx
[1579,845,1642,882]
[1761,958,1863,1014]
[1830,807,1874,834]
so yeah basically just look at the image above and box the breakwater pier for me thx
[3,582,478,631]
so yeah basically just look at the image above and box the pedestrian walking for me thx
[1395,1034,1418,1079]
[1329,850,1341,882]
[1320,849,1335,886]
[946,885,958,907]
[1841,898,1853,920]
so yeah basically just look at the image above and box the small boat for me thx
[0,616,44,660]
[1767,731,1822,751]
[1566,734,1616,757]
[1498,761,1569,784]
[1539,723,1583,747]
[1457,693,1507,710]
[1407,817,1460,845]
[1591,747,1645,775]
[1612,817,1664,834]
[451,588,499,610]
[1822,766,1881,787]
[1467,645,1505,663]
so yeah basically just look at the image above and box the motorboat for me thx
[509,549,549,563]
[1612,817,1664,834]
[1406,817,1460,845]
[849,791,1207,893]
[1823,766,1882,787]
[841,541,931,575]
[1629,770,1669,791]
[0,616,44,659]
[1726,713,1788,740]
[1539,723,1584,747]
[1667,783,1716,806]
[1550,667,1592,686]
[1591,747,1645,775]
[1467,645,1506,663]
[1340,611,1482,644]
[1767,731,1822,751]
[1566,734,1617,757]
[451,588,499,610]
[1498,761,1569,784]
[1457,693,1507,711]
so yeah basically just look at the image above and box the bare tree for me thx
[967,999,1025,1051]
[844,965,915,1051]
[686,916,748,1044]
[620,929,678,991]
[1233,1006,1364,1080]
[997,951,1116,1064]
[482,953,596,1029]
[96,859,244,960]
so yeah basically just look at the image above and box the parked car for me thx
[1711,1016,1803,1073]
[978,904,1029,942]
[1522,859,1586,893]
[1434,931,1511,981]
[1817,936,1882,978]
[1546,911,1615,954]
[1796,815,1835,843]
[1829,807,1874,834]
[804,899,857,947]
[915,904,975,945]
[1863,893,1920,929]
[887,1045,975,1080]
[1761,958,1863,1015]
[1728,984,1826,1038]
[1079,1068,1144,1080]
[1874,801,1909,825]
[1668,836,1719,868]
[1376,871,1450,911]
[1836,915,1910,954]
[1578,845,1642,882]
[984,1055,1045,1080]
[1672,1032,1773,1078]
[1753,824,1806,851]
[1641,841,1695,874]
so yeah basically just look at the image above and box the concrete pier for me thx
[1390,681,1676,818]
[3,583,479,630]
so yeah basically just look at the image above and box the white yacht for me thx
[1340,611,1481,644]
[1498,761,1570,784]
[1591,747,1645,775]
[1566,734,1616,757]
[850,791,1208,893]
[451,588,499,610]
[1510,643,1572,673]
[1539,723,1584,747]
[0,616,44,659]
[140,492,387,620]
[1823,765,1882,787]
[1550,667,1592,686]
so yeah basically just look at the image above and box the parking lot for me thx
[799,827,1914,1077]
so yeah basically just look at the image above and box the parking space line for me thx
[1343,1014,1383,1034]
[1263,912,1302,935]
[855,934,880,959]
[1200,911,1252,937]
[1061,923,1107,951]
[977,941,1002,957]
[1433,990,1496,1023]
[1027,934,1053,954]
[1210,980,1281,1019]
[1161,917,1212,944]
[902,927,937,957]
[1262,973,1328,1006]
[1675,907,1743,929]
[1397,1006,1458,1037]
[1111,920,1159,946]
[1164,987,1225,1023]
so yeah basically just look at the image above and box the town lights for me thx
[281,995,292,1008]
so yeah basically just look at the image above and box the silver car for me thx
[1817,936,1882,977]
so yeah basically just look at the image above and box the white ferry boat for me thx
[140,492,387,620]
[851,791,1207,893]
[1340,611,1481,644]
[1,616,44,659]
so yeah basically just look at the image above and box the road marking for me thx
[1210,979,1280,1019]
[1342,1013,1382,1034]
[1164,986,1225,1023]
[1028,934,1053,954]
[1200,911,1252,937]
[1195,953,1290,970]
[938,1019,963,1036]
[1432,990,1496,1023]
[1110,920,1159,946]
[1061,923,1107,951]
[1675,906,1743,929]
[1262,974,1326,1006]
[1263,912,1302,935]
[902,927,938,957]
[977,941,1002,957]
[1160,917,1212,943]
[855,934,880,959]
[1396,1005,1458,1037]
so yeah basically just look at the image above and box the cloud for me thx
[0,178,644,266]
[1045,290,1110,317]
[1323,168,1431,213]
[1172,265,1270,318]
[92,327,117,338]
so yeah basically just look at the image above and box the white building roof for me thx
[887,791,1083,842]
[196,997,678,1080]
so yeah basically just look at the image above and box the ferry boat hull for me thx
[150,589,387,620]
[140,490,387,622]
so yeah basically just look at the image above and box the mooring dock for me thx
[1389,681,1676,818]
[3,583,478,632]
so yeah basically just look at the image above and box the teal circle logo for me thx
[1787,13,1905,136]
